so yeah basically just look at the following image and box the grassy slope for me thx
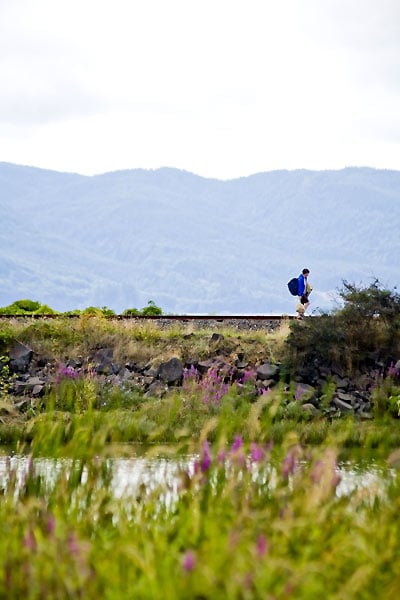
[1,317,400,450]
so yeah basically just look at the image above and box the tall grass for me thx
[0,316,288,368]
[2,311,400,596]
[2,361,399,450]
[1,406,400,598]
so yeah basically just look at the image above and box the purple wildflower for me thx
[387,362,399,378]
[56,364,79,383]
[183,364,199,380]
[256,534,268,558]
[200,440,212,473]
[231,435,243,452]
[217,449,227,464]
[47,514,55,536]
[250,442,264,462]
[282,447,299,479]
[200,368,229,404]
[310,460,324,484]
[241,368,256,384]
[23,529,37,552]
[182,550,196,572]
[230,435,246,466]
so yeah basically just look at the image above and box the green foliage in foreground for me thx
[1,368,400,598]
[1,405,400,598]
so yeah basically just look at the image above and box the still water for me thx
[0,448,395,503]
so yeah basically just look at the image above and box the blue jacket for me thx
[298,274,307,297]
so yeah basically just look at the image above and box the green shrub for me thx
[122,307,141,316]
[122,301,163,316]
[34,304,58,315]
[0,323,14,351]
[0,299,40,315]
[82,306,102,315]
[14,299,41,312]
[0,355,11,399]
[0,299,58,316]
[141,300,163,316]
[286,281,400,378]
[0,304,23,316]
[100,306,116,317]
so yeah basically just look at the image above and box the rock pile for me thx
[3,335,399,419]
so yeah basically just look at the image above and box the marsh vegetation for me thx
[1,282,400,597]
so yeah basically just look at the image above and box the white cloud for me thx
[0,0,399,177]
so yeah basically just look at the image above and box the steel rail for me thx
[0,314,296,320]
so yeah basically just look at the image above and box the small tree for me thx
[122,308,141,316]
[141,300,162,316]
[339,279,400,322]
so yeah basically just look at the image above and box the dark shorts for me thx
[300,294,309,305]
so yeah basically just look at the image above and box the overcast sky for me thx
[1,0,399,179]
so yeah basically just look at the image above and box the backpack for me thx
[287,277,299,296]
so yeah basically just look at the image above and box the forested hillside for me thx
[1,163,399,314]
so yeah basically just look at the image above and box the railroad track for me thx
[0,314,295,321]
[0,314,297,333]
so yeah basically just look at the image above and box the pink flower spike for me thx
[47,514,55,536]
[250,442,264,462]
[282,448,298,479]
[23,529,37,552]
[182,550,196,572]
[256,534,268,557]
[218,449,227,464]
[201,440,212,472]
[232,435,243,451]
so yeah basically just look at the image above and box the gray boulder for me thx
[332,397,354,412]
[93,348,119,375]
[158,357,183,384]
[145,380,168,398]
[256,362,279,381]
[9,341,33,374]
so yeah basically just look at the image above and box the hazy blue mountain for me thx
[1,162,399,314]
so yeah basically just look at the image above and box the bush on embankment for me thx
[0,299,163,317]
[286,280,400,378]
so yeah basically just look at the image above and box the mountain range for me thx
[1,162,399,314]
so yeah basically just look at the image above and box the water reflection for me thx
[0,451,394,502]
[336,460,393,498]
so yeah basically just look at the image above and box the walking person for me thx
[296,268,312,318]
